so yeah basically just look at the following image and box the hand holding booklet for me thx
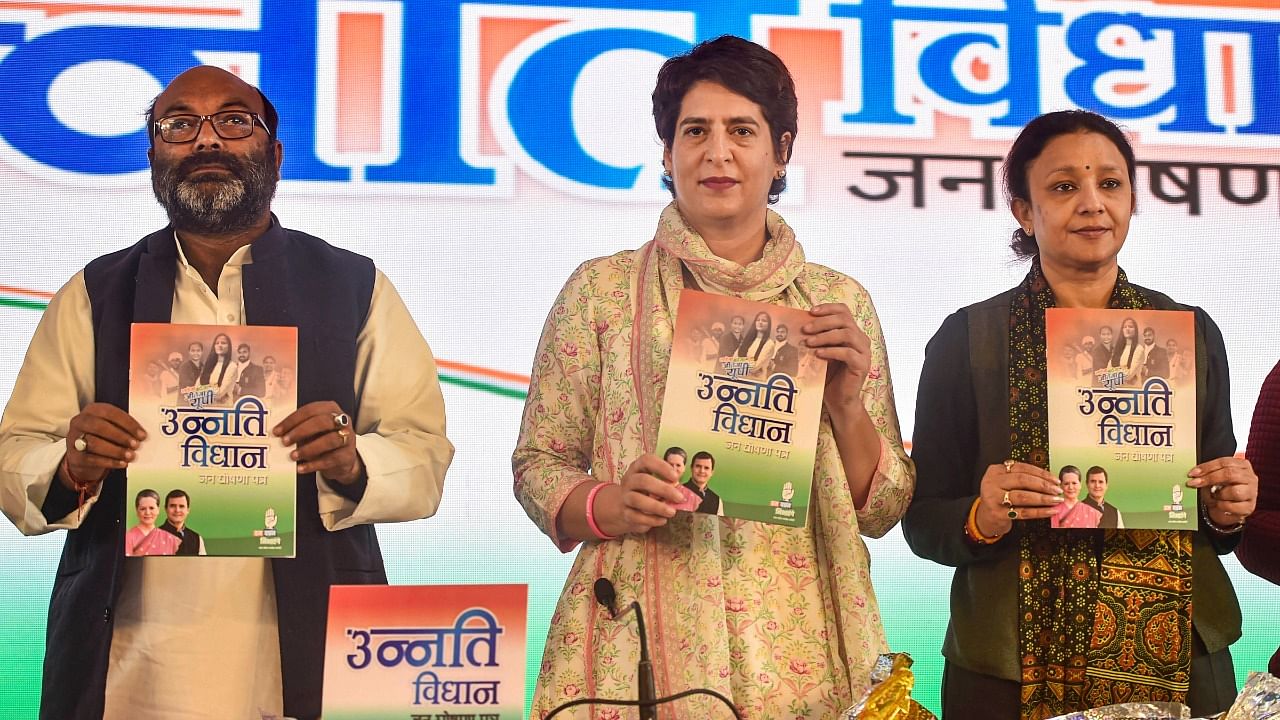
[1045,308,1197,530]
[126,323,298,556]
[654,290,827,527]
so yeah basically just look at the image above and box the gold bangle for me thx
[965,497,1003,545]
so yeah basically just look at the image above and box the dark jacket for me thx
[157,520,203,556]
[236,361,267,398]
[718,331,744,358]
[683,479,722,515]
[38,220,380,720]
[1145,345,1171,380]
[1091,342,1114,372]
[902,284,1241,682]
[771,342,799,376]
[176,358,202,393]
[1080,497,1122,529]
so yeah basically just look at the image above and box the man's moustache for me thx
[177,152,243,180]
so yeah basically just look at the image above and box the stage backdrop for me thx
[1,1,1278,716]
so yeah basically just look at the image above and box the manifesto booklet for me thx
[1046,308,1197,530]
[655,289,827,527]
[323,584,528,720]
[126,323,297,556]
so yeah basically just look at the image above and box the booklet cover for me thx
[323,584,528,720]
[655,289,827,527]
[126,323,298,556]
[1046,308,1197,530]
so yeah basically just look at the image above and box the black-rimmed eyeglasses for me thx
[153,110,271,143]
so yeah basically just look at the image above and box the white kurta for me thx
[0,235,454,719]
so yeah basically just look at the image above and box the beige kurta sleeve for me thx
[0,272,107,533]
[316,270,453,529]
[844,278,915,538]
[511,259,605,552]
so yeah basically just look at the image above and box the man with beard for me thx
[1142,326,1169,380]
[161,351,183,397]
[0,66,454,720]
[769,323,799,376]
[1075,336,1095,378]
[177,340,204,393]
[234,342,266,398]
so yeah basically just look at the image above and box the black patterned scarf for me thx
[1012,258,1193,719]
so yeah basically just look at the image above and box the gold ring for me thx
[1007,508,1019,520]
[1209,484,1222,498]
[337,428,350,445]
[1001,491,1013,508]
[1003,459,1015,473]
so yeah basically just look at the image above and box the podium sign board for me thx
[323,584,528,720]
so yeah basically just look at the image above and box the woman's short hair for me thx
[652,34,798,203]
[1003,110,1137,259]
[1058,464,1082,481]
[135,488,160,507]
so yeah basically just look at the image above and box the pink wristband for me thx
[585,483,617,541]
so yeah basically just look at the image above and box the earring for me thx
[775,169,787,180]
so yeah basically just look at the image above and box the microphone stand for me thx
[542,579,741,719]
[630,600,656,720]
[543,688,743,720]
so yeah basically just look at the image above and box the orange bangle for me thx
[965,496,1003,545]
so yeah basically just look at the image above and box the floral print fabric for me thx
[513,204,914,719]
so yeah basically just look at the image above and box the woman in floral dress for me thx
[513,35,915,719]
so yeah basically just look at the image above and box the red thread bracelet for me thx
[61,454,100,520]
[585,483,617,541]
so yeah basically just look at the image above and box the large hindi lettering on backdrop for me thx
[0,1,1276,194]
